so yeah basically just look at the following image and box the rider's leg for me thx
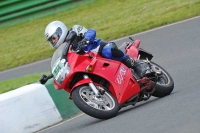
[99,42,126,61]
[121,55,145,78]
[99,42,147,78]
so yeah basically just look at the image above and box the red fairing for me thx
[53,40,142,105]
[116,65,140,104]
[71,78,92,90]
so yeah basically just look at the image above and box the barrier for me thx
[0,82,80,133]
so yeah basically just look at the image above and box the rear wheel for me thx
[150,62,174,97]
[72,85,119,119]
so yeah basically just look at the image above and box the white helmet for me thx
[45,21,68,49]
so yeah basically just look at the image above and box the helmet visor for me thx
[48,33,59,47]
[48,27,62,47]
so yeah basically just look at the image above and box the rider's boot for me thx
[122,55,147,79]
[122,55,153,91]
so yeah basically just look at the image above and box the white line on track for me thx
[37,113,84,133]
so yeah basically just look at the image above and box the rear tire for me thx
[150,62,174,97]
[72,85,119,119]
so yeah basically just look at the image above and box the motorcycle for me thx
[40,35,174,119]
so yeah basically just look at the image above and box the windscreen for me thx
[51,42,67,70]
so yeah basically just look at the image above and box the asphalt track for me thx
[2,16,200,133]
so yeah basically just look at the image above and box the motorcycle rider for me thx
[44,20,145,78]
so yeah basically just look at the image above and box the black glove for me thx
[77,38,89,50]
[66,31,77,42]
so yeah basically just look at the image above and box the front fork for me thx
[83,75,105,96]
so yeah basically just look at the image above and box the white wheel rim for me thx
[79,86,116,111]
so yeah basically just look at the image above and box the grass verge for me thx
[0,73,49,94]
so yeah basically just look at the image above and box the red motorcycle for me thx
[40,37,174,119]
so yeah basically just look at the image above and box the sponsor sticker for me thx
[115,67,126,84]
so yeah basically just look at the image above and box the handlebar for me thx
[39,74,53,84]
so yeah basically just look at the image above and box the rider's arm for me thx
[71,25,88,38]
[70,25,101,51]
[84,29,96,42]
[70,25,87,50]
[83,29,101,51]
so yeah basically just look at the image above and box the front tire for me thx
[150,62,174,97]
[72,85,119,119]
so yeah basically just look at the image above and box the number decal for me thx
[52,62,64,77]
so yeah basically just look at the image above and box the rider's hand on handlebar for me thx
[77,38,89,50]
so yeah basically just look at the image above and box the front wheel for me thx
[72,85,119,119]
[150,62,174,97]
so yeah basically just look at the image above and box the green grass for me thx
[1,0,200,71]
[0,73,48,94]
[0,0,200,93]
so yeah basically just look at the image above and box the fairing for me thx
[52,40,144,105]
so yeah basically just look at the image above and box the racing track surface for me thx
[2,16,200,133]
